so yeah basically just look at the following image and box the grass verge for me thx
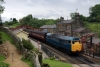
[43,59,73,67]
[0,54,9,67]
[1,31,13,43]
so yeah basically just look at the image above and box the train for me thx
[24,29,82,54]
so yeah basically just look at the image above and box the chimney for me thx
[75,13,80,28]
[60,17,64,23]
[67,16,68,20]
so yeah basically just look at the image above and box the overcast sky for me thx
[1,0,100,22]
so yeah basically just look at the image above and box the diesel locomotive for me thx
[24,29,82,53]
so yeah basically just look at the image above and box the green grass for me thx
[21,57,34,67]
[0,54,5,61]
[0,31,13,43]
[43,59,73,67]
[9,23,20,28]
[0,54,9,67]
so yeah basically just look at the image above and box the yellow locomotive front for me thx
[71,41,82,53]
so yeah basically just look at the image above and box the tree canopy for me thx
[19,14,58,28]
[70,12,87,22]
[88,4,100,22]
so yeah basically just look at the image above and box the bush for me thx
[0,62,9,67]
[0,54,9,67]
[0,40,2,44]
[22,39,34,50]
[41,63,50,67]
[49,57,55,60]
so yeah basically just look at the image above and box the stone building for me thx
[47,24,56,33]
[56,13,84,36]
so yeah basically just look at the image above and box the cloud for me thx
[2,12,26,21]
[81,0,96,6]
[63,0,78,3]
[1,0,100,22]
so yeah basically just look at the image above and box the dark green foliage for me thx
[70,12,87,22]
[12,18,17,23]
[4,18,19,26]
[88,4,100,22]
[33,48,39,53]
[22,39,34,50]
[0,62,9,67]
[70,12,76,19]
[0,40,2,44]
[19,14,57,28]
[0,54,9,67]
[41,63,50,67]
[49,57,55,61]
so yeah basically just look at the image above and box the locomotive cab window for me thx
[72,41,78,44]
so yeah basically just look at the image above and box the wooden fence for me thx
[2,27,41,67]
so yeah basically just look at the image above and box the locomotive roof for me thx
[47,33,79,41]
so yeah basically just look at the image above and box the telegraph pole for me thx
[0,0,5,44]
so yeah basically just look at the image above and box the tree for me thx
[79,15,87,21]
[12,18,17,23]
[20,14,57,28]
[89,4,100,22]
[0,0,5,44]
[70,12,76,19]
[70,12,87,21]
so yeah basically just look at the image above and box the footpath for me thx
[4,41,29,67]
[29,38,48,59]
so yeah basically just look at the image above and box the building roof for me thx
[58,20,74,24]
[12,29,28,35]
[48,24,56,28]
[82,32,95,36]
[87,38,100,44]
[40,24,56,28]
[73,27,85,32]
[40,25,51,28]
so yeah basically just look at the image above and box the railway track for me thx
[42,43,100,67]
[29,37,100,67]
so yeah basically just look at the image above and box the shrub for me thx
[0,54,9,67]
[0,40,2,44]
[49,57,55,60]
[22,39,34,50]
[41,63,50,67]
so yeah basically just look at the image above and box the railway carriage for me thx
[29,30,47,41]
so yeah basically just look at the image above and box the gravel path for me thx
[4,41,29,67]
